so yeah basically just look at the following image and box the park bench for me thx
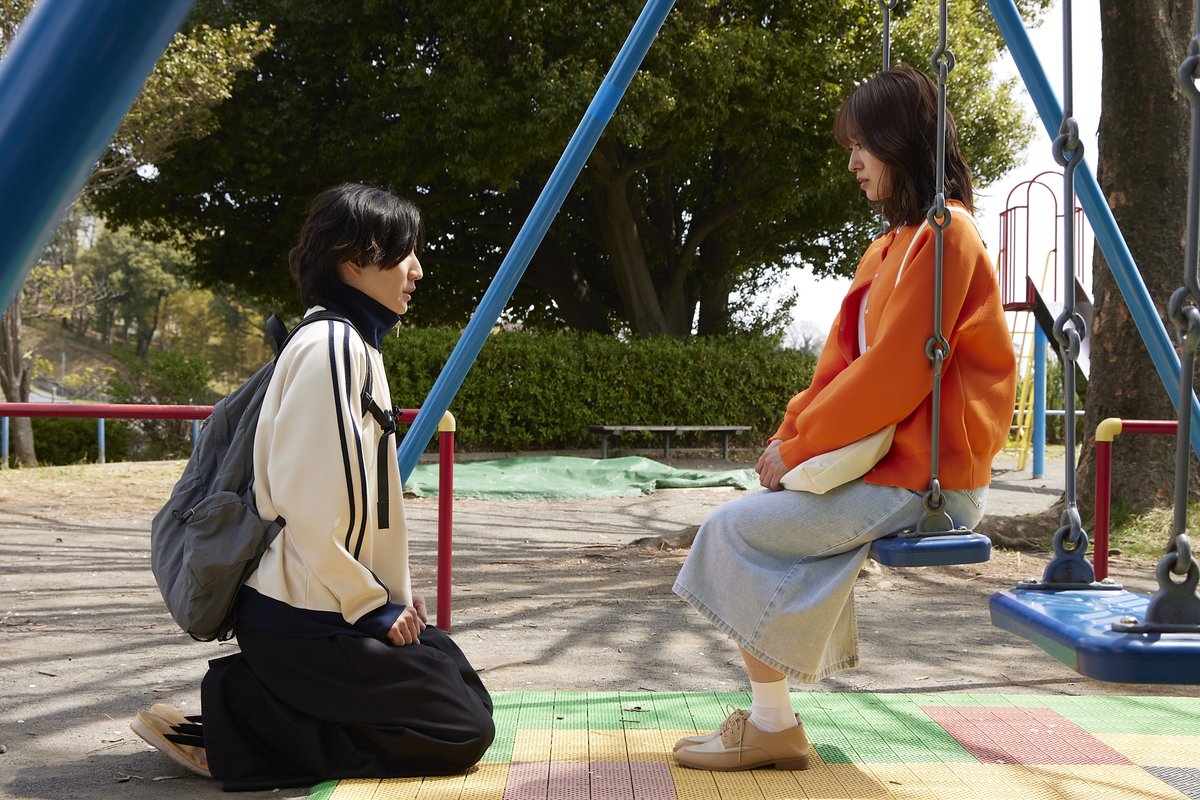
[588,424,752,461]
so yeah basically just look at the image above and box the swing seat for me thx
[869,530,991,567]
[990,587,1200,685]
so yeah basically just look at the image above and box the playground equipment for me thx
[999,171,1092,475]
[989,0,1200,685]
[1,0,1199,680]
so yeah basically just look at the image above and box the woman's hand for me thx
[386,604,427,646]
[755,439,789,491]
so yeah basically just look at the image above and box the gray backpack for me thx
[151,311,393,641]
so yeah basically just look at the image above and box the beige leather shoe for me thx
[673,709,803,752]
[674,709,811,771]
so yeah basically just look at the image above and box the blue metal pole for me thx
[0,0,195,315]
[97,418,106,465]
[1,416,7,468]
[987,0,1200,460]
[1033,325,1047,478]
[397,0,677,480]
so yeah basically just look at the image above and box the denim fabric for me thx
[673,481,987,683]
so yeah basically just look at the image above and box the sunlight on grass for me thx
[1109,501,1200,561]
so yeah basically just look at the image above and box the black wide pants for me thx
[201,623,494,792]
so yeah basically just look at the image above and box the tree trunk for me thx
[1078,0,1194,521]
[525,237,613,334]
[0,304,38,467]
[590,146,679,336]
[695,230,735,336]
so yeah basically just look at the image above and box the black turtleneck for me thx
[314,280,402,350]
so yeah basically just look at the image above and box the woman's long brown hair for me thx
[834,67,975,229]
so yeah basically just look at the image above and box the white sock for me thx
[748,678,797,733]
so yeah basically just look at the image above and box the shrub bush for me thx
[31,416,131,465]
[383,329,815,454]
[106,348,214,460]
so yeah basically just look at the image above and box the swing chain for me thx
[917,0,954,533]
[1047,0,1086,547]
[1042,0,1092,562]
[877,0,900,70]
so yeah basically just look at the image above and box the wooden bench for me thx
[588,424,752,461]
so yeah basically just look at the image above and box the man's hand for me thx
[755,439,788,491]
[411,593,429,624]
[386,605,426,646]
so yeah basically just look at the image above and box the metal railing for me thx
[1092,417,1178,582]
[0,402,460,630]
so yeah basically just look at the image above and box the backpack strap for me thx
[267,311,398,529]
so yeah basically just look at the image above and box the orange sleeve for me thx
[775,219,987,470]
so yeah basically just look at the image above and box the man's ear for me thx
[337,259,362,283]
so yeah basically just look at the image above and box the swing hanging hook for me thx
[1167,286,1200,341]
[926,201,952,230]
[1052,118,1084,168]
[1169,533,1195,579]
[1052,312,1085,361]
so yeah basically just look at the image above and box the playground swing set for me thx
[0,0,1197,686]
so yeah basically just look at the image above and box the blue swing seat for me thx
[869,530,992,567]
[990,587,1200,685]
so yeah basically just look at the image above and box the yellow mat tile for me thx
[329,779,385,800]
[1098,733,1200,767]
[548,729,589,761]
[510,728,553,762]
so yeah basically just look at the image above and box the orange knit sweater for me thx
[772,206,1016,491]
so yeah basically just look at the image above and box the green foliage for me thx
[98,0,1047,337]
[383,328,814,453]
[1044,354,1087,444]
[81,227,192,356]
[30,417,131,466]
[107,348,214,459]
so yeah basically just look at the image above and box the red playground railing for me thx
[0,402,458,630]
[1092,418,1177,582]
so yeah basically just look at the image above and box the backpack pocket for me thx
[168,491,283,641]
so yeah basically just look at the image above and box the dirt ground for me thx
[0,458,1194,800]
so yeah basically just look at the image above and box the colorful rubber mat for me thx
[308,691,1200,799]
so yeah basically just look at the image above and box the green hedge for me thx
[31,416,131,465]
[382,329,815,453]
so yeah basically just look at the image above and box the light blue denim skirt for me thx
[673,480,987,683]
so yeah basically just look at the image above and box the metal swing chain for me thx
[1167,0,1200,582]
[1050,0,1088,554]
[877,0,900,70]
[916,0,957,532]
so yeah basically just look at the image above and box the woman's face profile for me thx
[846,140,891,202]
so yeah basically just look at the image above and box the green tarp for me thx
[404,456,758,500]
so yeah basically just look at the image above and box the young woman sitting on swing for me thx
[671,66,1017,772]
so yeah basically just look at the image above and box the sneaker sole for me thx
[130,714,211,777]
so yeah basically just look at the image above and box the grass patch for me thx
[1108,501,1197,561]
